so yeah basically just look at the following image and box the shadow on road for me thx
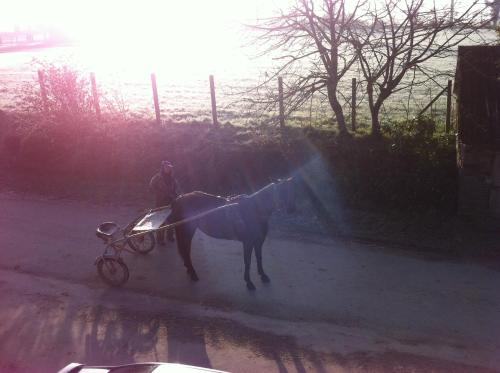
[1,284,498,373]
[0,286,328,372]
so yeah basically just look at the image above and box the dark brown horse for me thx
[166,178,296,290]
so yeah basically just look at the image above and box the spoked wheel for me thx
[127,232,155,254]
[96,257,129,287]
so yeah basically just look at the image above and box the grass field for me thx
[0,30,495,127]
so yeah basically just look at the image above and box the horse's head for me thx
[251,178,296,216]
[274,177,296,214]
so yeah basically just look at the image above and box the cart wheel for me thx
[127,232,155,254]
[96,257,129,287]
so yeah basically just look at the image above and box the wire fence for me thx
[1,60,454,130]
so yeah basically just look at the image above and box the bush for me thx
[326,117,457,212]
[18,62,95,124]
[4,112,456,212]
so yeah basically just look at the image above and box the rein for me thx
[114,202,240,244]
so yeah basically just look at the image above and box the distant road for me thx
[0,40,74,54]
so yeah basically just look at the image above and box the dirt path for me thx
[0,191,499,372]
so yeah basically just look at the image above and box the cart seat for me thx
[96,222,120,240]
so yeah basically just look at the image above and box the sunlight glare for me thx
[2,0,283,76]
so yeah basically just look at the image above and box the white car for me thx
[58,362,229,373]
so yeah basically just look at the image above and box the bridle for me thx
[249,181,286,214]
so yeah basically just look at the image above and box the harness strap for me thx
[226,203,246,236]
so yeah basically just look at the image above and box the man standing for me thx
[149,160,180,244]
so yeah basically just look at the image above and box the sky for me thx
[0,0,479,62]
[0,0,268,32]
[0,0,461,34]
[0,0,282,58]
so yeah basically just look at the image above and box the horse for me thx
[165,178,296,290]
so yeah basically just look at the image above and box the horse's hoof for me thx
[246,281,256,291]
[260,274,271,283]
[188,271,199,282]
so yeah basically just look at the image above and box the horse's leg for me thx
[254,238,270,283]
[243,242,256,290]
[176,225,199,281]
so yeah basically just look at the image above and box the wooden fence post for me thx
[278,76,285,128]
[446,80,452,133]
[37,69,48,113]
[90,72,101,119]
[209,75,218,126]
[351,78,357,131]
[151,73,161,124]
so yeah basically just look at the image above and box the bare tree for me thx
[350,0,488,135]
[249,0,367,133]
[486,0,500,26]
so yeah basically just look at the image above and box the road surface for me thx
[0,191,499,372]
